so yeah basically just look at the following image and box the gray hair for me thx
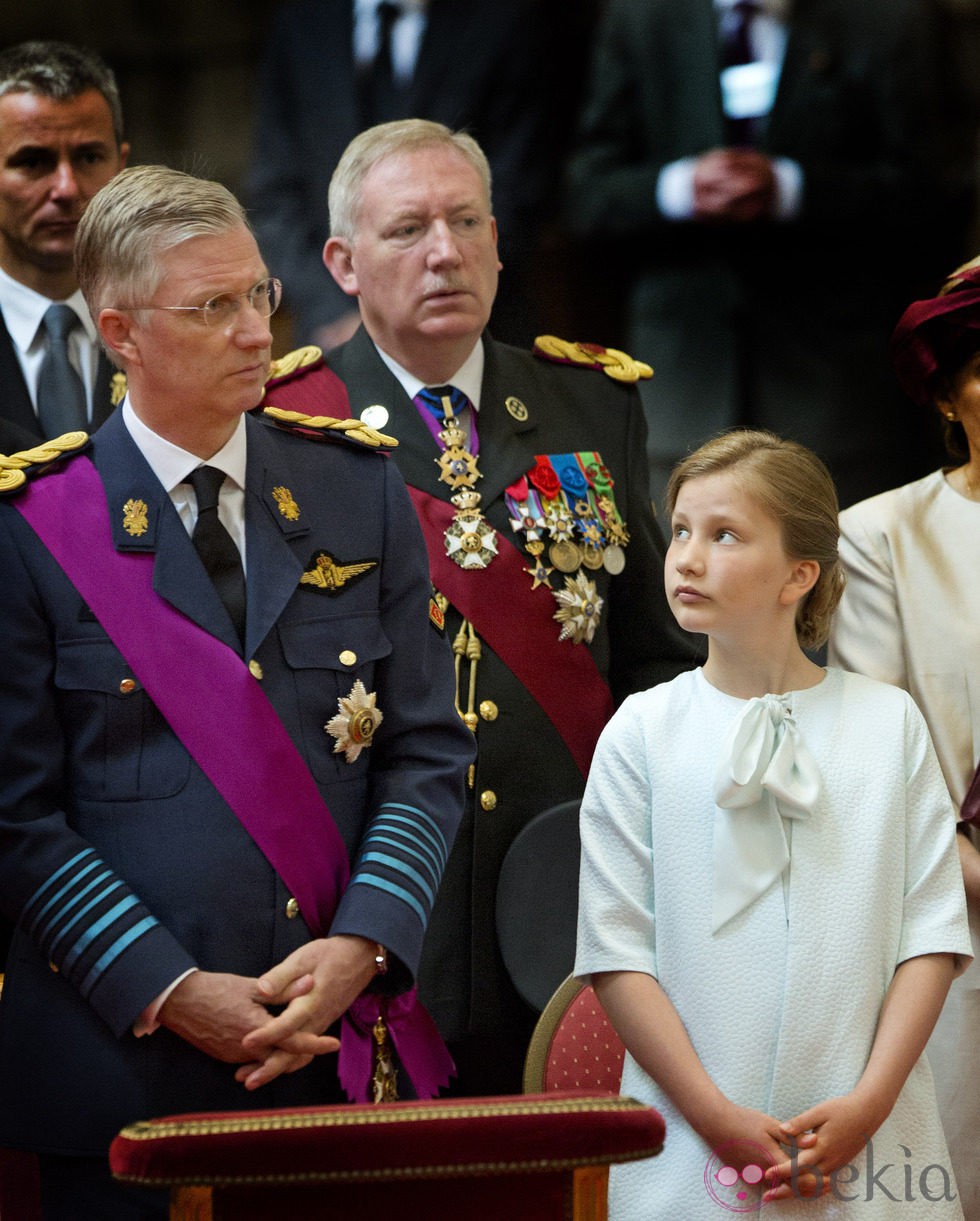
[329,119,493,241]
[75,165,248,319]
[0,41,124,146]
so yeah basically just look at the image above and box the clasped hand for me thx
[763,1094,874,1202]
[159,934,378,1090]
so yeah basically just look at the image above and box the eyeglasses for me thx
[121,277,282,327]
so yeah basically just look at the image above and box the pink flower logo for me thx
[704,1139,778,1212]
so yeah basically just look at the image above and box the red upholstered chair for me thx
[110,1091,664,1220]
[523,975,626,1094]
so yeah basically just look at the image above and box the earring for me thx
[945,411,957,421]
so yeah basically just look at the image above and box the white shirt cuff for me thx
[133,967,198,1037]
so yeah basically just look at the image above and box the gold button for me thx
[248,659,264,680]
[479,700,498,722]
[285,897,300,919]
[339,650,357,667]
[49,961,59,973]
[480,790,497,811]
[119,678,137,695]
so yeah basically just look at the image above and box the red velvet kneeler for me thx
[110,1090,665,1221]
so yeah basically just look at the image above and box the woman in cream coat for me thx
[830,254,980,1219]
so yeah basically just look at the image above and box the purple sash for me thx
[14,454,452,1100]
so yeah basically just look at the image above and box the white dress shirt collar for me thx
[373,336,485,410]
[121,395,248,494]
[0,264,97,355]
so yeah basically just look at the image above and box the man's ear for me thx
[98,308,141,367]
[323,237,358,297]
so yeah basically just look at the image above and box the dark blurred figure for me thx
[247,0,570,351]
[0,40,128,446]
[564,0,978,511]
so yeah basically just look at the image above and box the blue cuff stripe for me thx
[372,807,448,869]
[40,868,113,946]
[348,873,427,926]
[358,851,436,907]
[79,916,160,999]
[362,830,442,881]
[25,848,96,912]
[27,855,102,938]
[61,894,142,975]
[47,879,125,958]
[378,803,448,852]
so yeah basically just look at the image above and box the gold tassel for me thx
[371,1010,399,1103]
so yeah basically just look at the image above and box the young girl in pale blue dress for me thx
[575,430,971,1219]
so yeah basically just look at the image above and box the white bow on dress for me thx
[711,693,821,932]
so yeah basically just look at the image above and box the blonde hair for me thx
[328,119,492,241]
[75,165,248,319]
[665,430,845,650]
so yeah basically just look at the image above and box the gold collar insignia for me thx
[122,498,149,537]
[272,485,300,520]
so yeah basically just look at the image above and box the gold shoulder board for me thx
[266,345,324,386]
[532,334,653,384]
[0,431,90,496]
[262,406,398,450]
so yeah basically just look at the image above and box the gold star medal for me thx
[325,680,383,763]
[553,571,604,644]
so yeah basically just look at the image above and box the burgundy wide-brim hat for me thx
[891,260,980,408]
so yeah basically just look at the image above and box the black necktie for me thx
[720,0,761,146]
[361,2,407,125]
[37,303,87,438]
[188,465,246,647]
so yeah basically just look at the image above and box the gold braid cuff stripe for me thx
[0,431,89,493]
[262,406,398,448]
[534,335,653,384]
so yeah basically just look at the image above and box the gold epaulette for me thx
[262,406,398,449]
[0,432,89,495]
[266,345,324,386]
[532,335,653,384]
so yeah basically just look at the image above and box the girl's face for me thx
[665,471,809,646]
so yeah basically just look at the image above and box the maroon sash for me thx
[407,487,613,778]
[14,454,452,1100]
[264,360,615,778]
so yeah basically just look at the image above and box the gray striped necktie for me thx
[37,303,87,438]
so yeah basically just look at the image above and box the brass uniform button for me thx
[339,650,357,667]
[480,790,497,811]
[118,677,137,695]
[49,961,59,973]
[479,700,498,722]
[248,659,264,680]
[285,897,300,919]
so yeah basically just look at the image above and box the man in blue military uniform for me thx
[0,164,472,1220]
[263,119,702,1096]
